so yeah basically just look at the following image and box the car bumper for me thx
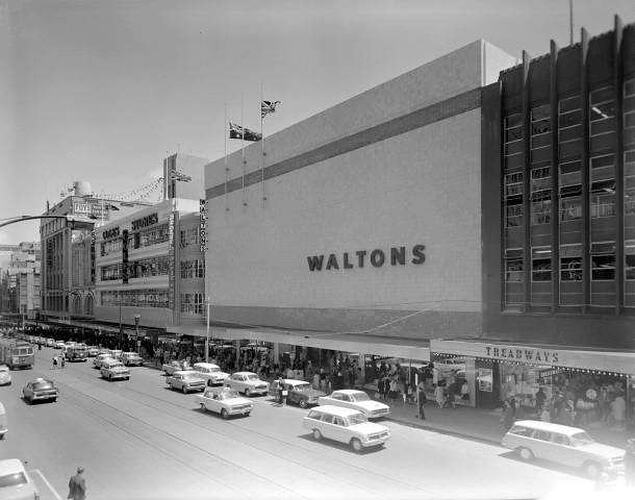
[185,385,205,392]
[227,406,253,415]
[0,378,11,386]
[32,393,57,400]
[108,373,130,380]
[248,387,268,395]
[362,436,390,447]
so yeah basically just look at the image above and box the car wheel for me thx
[584,461,602,480]
[312,429,322,441]
[207,380,212,387]
[299,399,308,409]
[221,409,229,420]
[350,438,363,453]
[108,374,112,381]
[518,447,534,461]
[182,386,188,394]
[244,388,251,397]
[200,402,206,411]
[51,398,57,403]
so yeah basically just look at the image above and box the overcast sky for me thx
[1,0,634,244]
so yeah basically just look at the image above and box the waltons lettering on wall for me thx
[307,245,425,271]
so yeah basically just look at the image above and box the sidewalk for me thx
[384,399,633,449]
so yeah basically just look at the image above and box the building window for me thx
[504,113,523,168]
[625,150,635,215]
[560,187,582,221]
[101,288,169,308]
[506,204,523,227]
[531,246,552,282]
[180,292,204,315]
[591,241,616,281]
[180,259,205,279]
[100,238,122,257]
[100,263,121,281]
[530,104,551,151]
[505,249,523,282]
[559,160,582,187]
[180,228,199,248]
[626,240,635,281]
[135,224,169,248]
[558,95,582,159]
[625,78,635,148]
[129,256,170,279]
[589,87,616,136]
[505,172,523,197]
[560,244,582,281]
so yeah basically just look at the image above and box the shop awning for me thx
[431,339,635,375]
[168,326,430,361]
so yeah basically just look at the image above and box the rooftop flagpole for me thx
[224,103,229,212]
[569,0,574,46]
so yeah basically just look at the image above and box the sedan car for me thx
[318,389,390,419]
[100,360,130,381]
[121,352,144,366]
[0,459,40,500]
[197,387,253,419]
[224,372,269,396]
[93,353,113,369]
[193,362,230,386]
[272,379,325,408]
[166,370,206,394]
[54,341,65,349]
[86,346,100,357]
[46,338,56,347]
[22,378,58,404]
[109,349,123,360]
[162,360,187,376]
[0,365,11,386]
[303,405,390,452]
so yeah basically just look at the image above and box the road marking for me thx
[31,469,63,500]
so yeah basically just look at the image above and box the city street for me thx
[0,348,591,500]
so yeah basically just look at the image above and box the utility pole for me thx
[205,296,210,363]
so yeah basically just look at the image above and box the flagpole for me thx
[224,103,229,212]
[260,82,265,205]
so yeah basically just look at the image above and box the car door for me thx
[550,433,578,467]
[330,416,349,444]
[236,375,247,393]
[320,414,336,441]
[24,383,32,400]
[530,430,553,460]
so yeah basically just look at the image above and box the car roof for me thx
[0,459,25,476]
[174,370,200,376]
[332,389,364,395]
[512,420,586,435]
[233,371,256,376]
[309,405,364,417]
[282,379,309,385]
[194,362,220,369]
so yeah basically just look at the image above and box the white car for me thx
[197,387,253,418]
[166,371,206,394]
[193,362,230,386]
[54,341,65,349]
[0,365,11,386]
[318,389,390,419]
[100,360,130,381]
[502,420,626,479]
[0,459,40,500]
[224,372,269,396]
[109,349,123,360]
[93,353,113,369]
[121,352,143,366]
[303,405,390,452]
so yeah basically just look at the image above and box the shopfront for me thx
[431,339,635,429]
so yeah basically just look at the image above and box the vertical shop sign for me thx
[121,229,129,284]
[168,213,176,310]
[199,199,207,253]
[477,368,493,392]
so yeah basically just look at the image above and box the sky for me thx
[1,0,634,245]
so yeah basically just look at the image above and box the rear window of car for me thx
[33,381,53,390]
[0,472,27,488]
[508,425,533,437]
[307,411,322,420]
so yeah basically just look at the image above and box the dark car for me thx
[274,379,325,408]
[22,378,58,404]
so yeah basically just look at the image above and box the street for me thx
[0,348,590,500]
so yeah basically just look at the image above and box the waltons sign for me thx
[306,244,425,271]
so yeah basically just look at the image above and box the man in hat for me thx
[68,466,87,500]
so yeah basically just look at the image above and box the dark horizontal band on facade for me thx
[206,88,482,200]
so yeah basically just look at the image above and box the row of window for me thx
[99,256,170,281]
[180,293,205,315]
[100,224,170,256]
[180,228,199,248]
[100,289,169,308]
[504,241,635,283]
[180,259,205,279]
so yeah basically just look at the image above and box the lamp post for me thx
[134,314,141,353]
[205,297,210,363]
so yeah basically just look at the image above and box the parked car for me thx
[303,405,390,452]
[22,378,58,404]
[46,338,56,347]
[502,420,626,479]
[93,353,113,369]
[54,341,65,349]
[109,349,123,361]
[121,352,143,366]
[0,402,6,439]
[0,459,40,500]
[100,360,130,381]
[166,370,206,394]
[271,379,325,408]
[318,389,390,419]
[86,346,100,357]
[197,387,253,419]
[193,362,229,386]
[0,365,11,386]
[224,372,269,396]
[163,360,188,376]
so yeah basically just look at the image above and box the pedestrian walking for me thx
[51,356,58,369]
[416,380,427,420]
[68,466,87,500]
[61,356,66,369]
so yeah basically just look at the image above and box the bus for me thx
[0,339,35,370]
[66,344,88,362]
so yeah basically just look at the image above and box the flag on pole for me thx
[229,122,262,142]
[261,100,281,119]
[169,170,192,182]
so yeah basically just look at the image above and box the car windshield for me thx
[219,390,240,400]
[569,432,595,447]
[293,383,311,391]
[0,472,27,488]
[350,392,370,402]
[182,373,200,380]
[32,381,53,390]
[109,362,124,368]
[208,367,220,372]
[246,374,259,381]
[348,413,368,425]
